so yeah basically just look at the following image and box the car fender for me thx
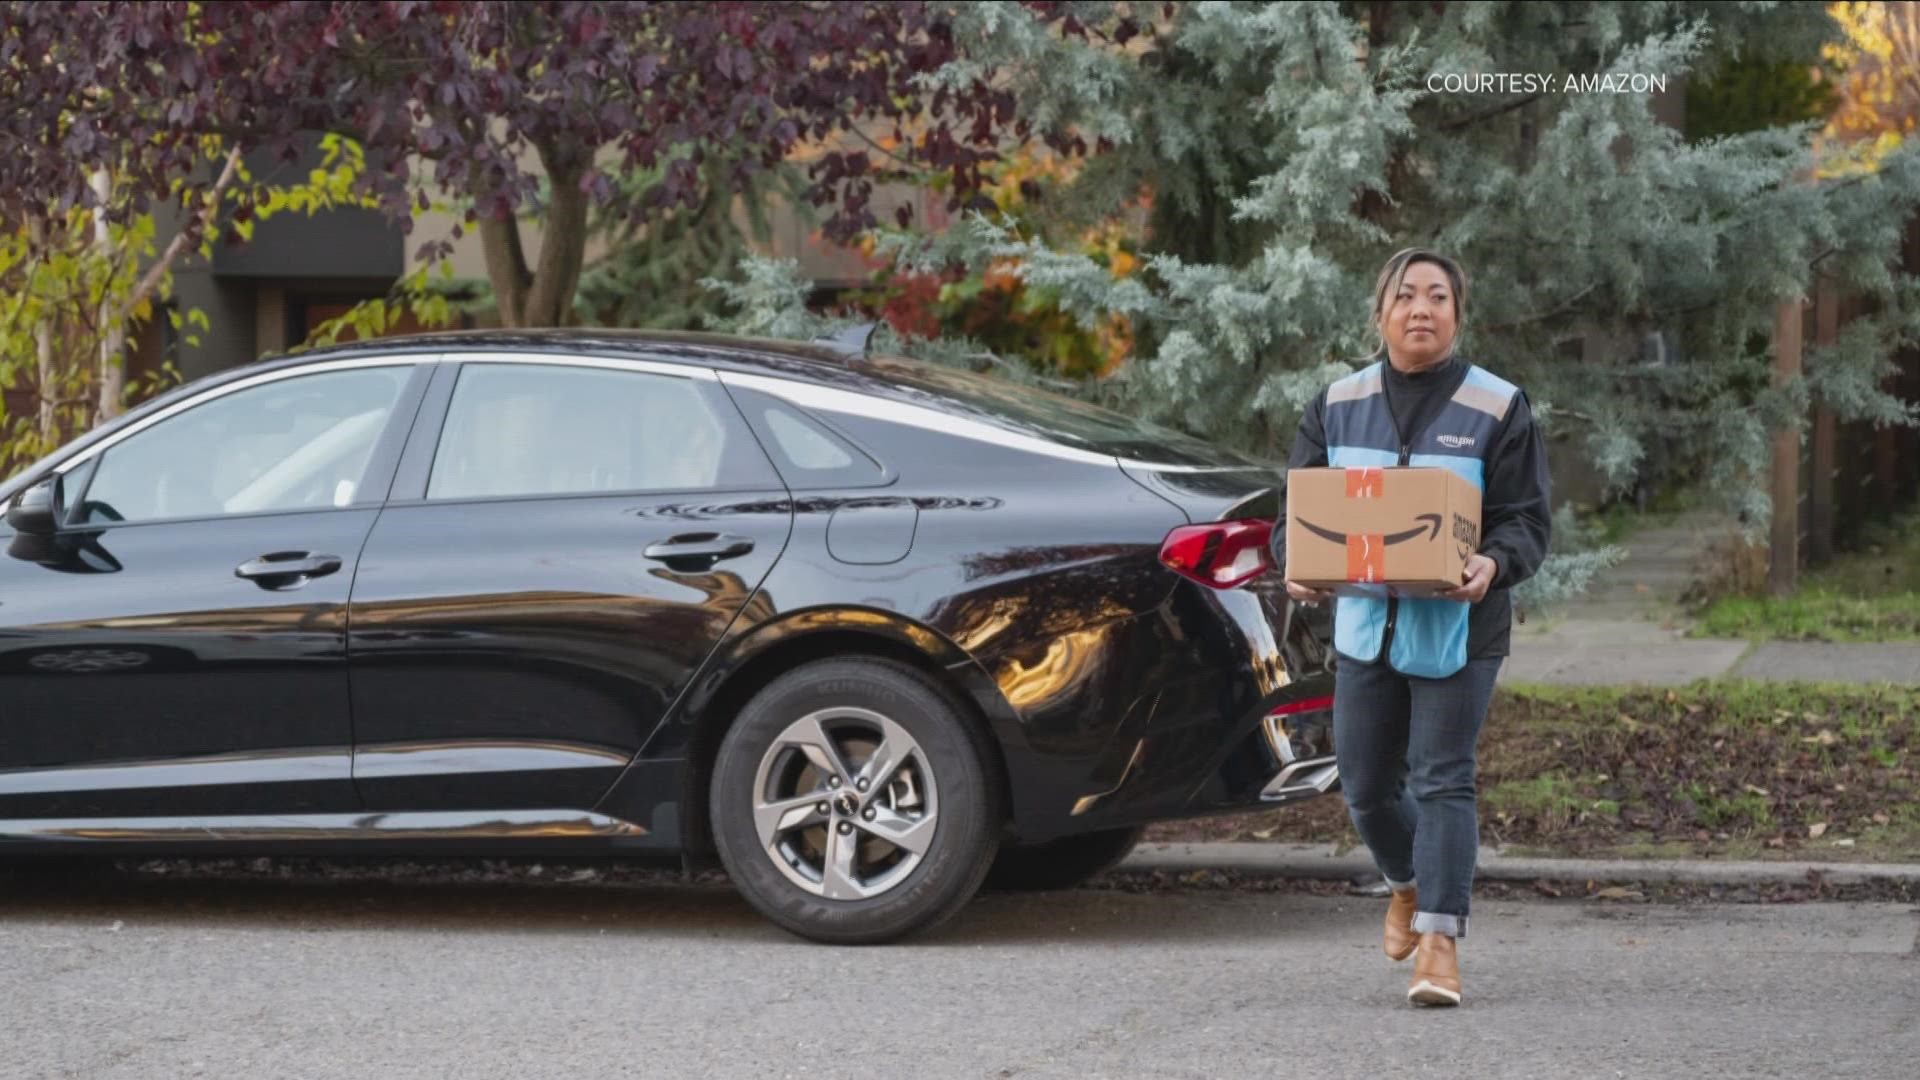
[643,603,1028,762]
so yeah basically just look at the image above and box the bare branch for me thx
[118,144,245,322]
[1441,93,1544,132]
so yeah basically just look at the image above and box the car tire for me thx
[984,826,1145,891]
[711,657,1003,944]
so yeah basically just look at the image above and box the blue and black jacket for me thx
[1280,355,1552,678]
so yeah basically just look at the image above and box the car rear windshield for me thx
[860,355,1267,468]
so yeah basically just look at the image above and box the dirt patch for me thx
[1146,681,1920,862]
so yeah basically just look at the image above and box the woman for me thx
[1283,248,1551,1007]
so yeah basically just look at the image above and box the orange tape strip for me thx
[1347,533,1384,582]
[1345,467,1383,498]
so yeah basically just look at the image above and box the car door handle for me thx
[642,533,755,566]
[235,551,343,588]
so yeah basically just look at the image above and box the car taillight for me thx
[1266,695,1334,718]
[1158,518,1274,589]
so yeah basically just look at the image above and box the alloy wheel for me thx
[750,706,938,900]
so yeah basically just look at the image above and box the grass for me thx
[1146,680,1920,862]
[1691,510,1920,642]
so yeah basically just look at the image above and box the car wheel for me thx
[984,826,1145,891]
[711,657,1003,944]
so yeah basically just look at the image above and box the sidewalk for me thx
[1506,510,1920,686]
[1503,619,1920,685]
[1120,841,1920,886]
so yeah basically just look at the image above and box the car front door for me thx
[345,354,792,813]
[0,360,428,822]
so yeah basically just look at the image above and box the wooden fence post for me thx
[1808,279,1839,566]
[1770,296,1804,596]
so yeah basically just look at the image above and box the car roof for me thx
[259,328,874,384]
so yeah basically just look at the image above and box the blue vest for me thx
[1323,360,1519,679]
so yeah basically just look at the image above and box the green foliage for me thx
[1692,508,1920,641]
[1694,590,1920,641]
[0,191,194,478]
[1515,505,1630,615]
[572,153,812,332]
[867,2,1920,537]
[1686,54,1841,141]
[843,151,1142,379]
[1,135,402,479]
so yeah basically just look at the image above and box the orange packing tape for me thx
[1346,533,1384,582]
[1345,467,1383,498]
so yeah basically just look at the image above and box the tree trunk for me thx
[26,216,57,447]
[477,156,590,329]
[1769,297,1804,596]
[478,208,532,328]
[34,316,56,448]
[92,169,127,425]
[1807,279,1839,566]
[520,152,589,328]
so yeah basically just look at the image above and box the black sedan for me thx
[0,329,1336,943]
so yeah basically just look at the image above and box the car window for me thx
[728,387,886,489]
[427,363,777,500]
[74,366,412,524]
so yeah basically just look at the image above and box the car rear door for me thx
[0,360,428,822]
[344,353,792,813]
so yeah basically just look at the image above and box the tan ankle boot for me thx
[1383,887,1418,961]
[1408,932,1462,1006]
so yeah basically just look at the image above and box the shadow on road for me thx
[0,858,1345,947]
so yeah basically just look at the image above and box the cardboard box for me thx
[1284,467,1482,597]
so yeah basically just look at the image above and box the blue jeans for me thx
[1333,653,1502,938]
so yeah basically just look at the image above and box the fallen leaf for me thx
[1594,886,1644,901]
[1766,836,1788,849]
[1832,838,1856,848]
[1873,812,1892,826]
[1808,822,1829,839]
[1687,704,1706,716]
[1532,879,1562,898]
[1744,784,1770,797]
[1250,828,1276,840]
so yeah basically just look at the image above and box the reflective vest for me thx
[1324,360,1519,679]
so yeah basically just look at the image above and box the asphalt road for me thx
[1,862,1915,1080]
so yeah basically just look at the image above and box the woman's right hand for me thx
[1284,580,1334,608]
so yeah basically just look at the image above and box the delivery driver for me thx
[1281,248,1551,1007]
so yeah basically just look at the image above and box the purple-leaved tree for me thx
[2,1,1054,326]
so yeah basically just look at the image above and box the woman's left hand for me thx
[1440,553,1498,604]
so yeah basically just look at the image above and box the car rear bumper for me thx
[1027,580,1340,839]
[1258,698,1340,801]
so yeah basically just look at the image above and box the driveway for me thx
[2,862,1915,1079]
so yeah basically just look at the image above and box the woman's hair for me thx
[1368,247,1468,358]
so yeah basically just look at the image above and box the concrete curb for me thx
[1119,842,1920,887]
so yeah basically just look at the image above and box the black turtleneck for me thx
[1382,354,1468,455]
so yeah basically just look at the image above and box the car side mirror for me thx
[6,477,60,536]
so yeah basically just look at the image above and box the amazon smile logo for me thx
[1295,513,1443,547]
